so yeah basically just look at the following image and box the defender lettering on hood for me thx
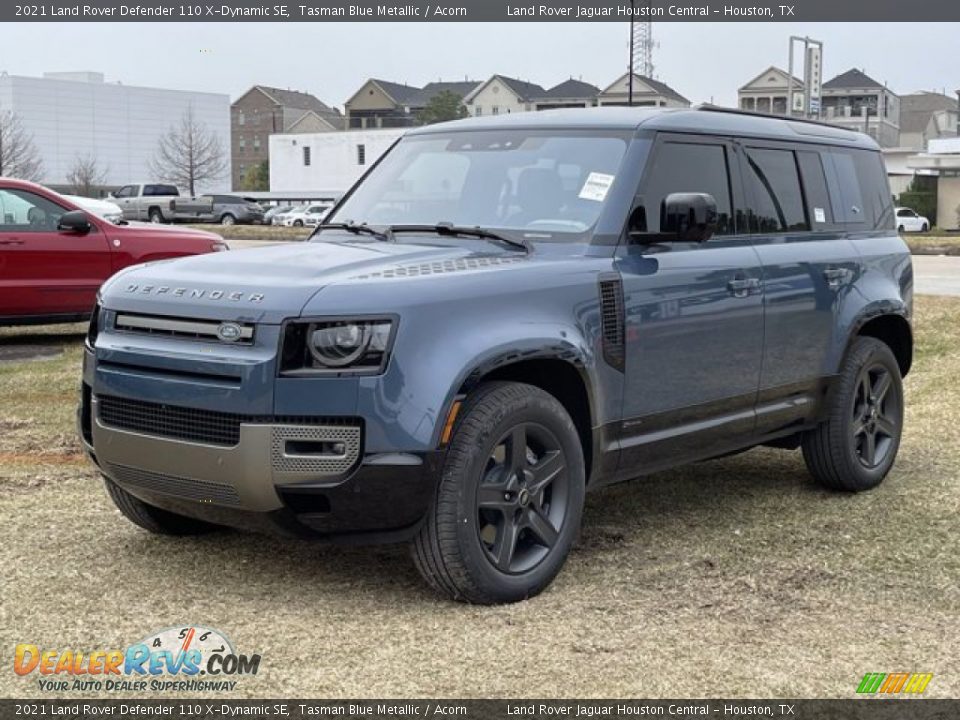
[124,284,265,303]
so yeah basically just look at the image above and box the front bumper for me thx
[79,385,442,543]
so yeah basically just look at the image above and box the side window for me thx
[853,150,894,230]
[796,151,834,228]
[744,147,809,233]
[824,151,866,225]
[0,189,66,231]
[896,208,914,218]
[115,186,133,198]
[641,141,735,235]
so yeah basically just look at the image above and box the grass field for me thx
[1,298,958,699]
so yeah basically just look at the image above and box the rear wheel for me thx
[412,382,585,604]
[220,213,236,225]
[921,223,929,232]
[293,219,304,227]
[897,225,905,232]
[148,209,164,224]
[802,337,904,492]
[104,477,215,535]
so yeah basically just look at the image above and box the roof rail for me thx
[694,103,851,132]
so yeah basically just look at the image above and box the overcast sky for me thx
[5,22,957,108]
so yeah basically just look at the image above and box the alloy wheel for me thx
[475,423,569,574]
[851,363,900,469]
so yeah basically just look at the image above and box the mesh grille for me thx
[104,462,241,506]
[97,395,357,448]
[599,277,625,371]
[271,425,361,474]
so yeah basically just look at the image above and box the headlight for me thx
[280,318,395,375]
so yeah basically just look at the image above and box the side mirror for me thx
[58,210,92,234]
[661,192,718,243]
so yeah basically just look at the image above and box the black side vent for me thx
[599,276,625,371]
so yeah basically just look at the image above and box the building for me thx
[344,79,480,129]
[463,75,548,117]
[898,91,959,151]
[597,72,690,108]
[231,85,343,190]
[0,71,230,193]
[821,69,900,148]
[738,66,805,116]
[533,79,601,111]
[269,127,403,194]
[906,137,960,229]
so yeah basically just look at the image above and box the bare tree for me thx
[148,105,226,196]
[66,153,109,197]
[0,109,44,181]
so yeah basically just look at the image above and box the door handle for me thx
[0,239,24,246]
[727,277,762,298]
[823,267,850,288]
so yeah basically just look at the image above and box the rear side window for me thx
[824,151,866,225]
[744,147,809,233]
[796,151,834,228]
[853,150,894,230]
[145,184,179,197]
[641,141,735,235]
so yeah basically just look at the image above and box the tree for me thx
[416,91,468,125]
[240,160,269,192]
[66,153,109,197]
[148,105,226,196]
[0,108,43,181]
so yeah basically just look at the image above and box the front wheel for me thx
[802,337,904,492]
[921,223,929,232]
[220,213,236,225]
[293,219,304,227]
[412,382,585,604]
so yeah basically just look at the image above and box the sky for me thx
[3,22,957,109]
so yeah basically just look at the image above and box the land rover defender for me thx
[80,107,912,603]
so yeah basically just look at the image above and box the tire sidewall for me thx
[448,388,585,600]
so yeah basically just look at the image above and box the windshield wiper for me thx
[389,222,531,253]
[313,222,393,242]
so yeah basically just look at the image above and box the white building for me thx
[269,128,404,194]
[0,71,230,193]
[907,137,960,229]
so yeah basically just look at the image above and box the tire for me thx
[802,337,904,492]
[412,382,585,604]
[921,223,929,232]
[104,477,215,535]
[293,219,304,227]
[220,213,236,226]
[897,225,905,233]
[148,209,164,224]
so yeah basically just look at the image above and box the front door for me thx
[616,135,765,475]
[0,187,112,319]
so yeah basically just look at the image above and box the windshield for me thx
[327,130,629,239]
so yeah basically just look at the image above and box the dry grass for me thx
[182,223,310,242]
[905,234,960,255]
[1,300,958,699]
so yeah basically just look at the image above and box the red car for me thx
[0,178,228,325]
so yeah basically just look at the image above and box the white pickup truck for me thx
[109,183,180,223]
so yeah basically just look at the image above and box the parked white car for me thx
[895,207,930,233]
[282,203,333,227]
[64,194,124,224]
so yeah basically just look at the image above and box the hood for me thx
[113,220,222,241]
[99,238,527,324]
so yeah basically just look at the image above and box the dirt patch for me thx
[0,345,63,363]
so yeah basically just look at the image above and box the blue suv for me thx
[80,107,912,603]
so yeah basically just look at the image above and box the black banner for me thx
[5,0,960,22]
[2,700,959,719]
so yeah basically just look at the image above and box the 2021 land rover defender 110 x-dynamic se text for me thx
[80,106,912,603]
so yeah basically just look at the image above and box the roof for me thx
[600,72,689,104]
[251,85,336,114]
[899,93,958,135]
[538,79,602,100]
[823,68,886,91]
[370,78,422,106]
[738,66,803,92]
[411,81,481,106]
[406,105,879,150]
[466,74,548,102]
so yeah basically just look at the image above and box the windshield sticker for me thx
[814,207,826,223]
[579,172,615,202]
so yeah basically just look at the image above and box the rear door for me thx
[739,142,862,435]
[0,187,112,319]
[616,134,766,472]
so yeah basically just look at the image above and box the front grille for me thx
[104,462,241,506]
[96,395,357,447]
[114,313,255,345]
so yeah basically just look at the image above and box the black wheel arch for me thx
[850,311,913,377]
[454,354,596,485]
